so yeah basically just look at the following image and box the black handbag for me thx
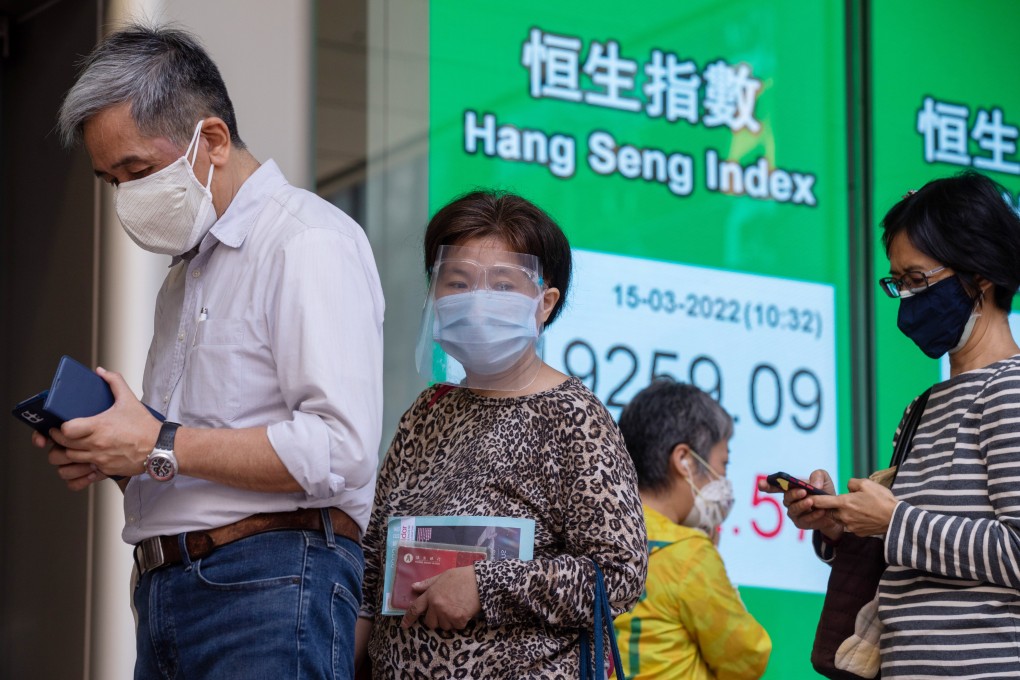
[579,561,626,680]
[810,387,931,679]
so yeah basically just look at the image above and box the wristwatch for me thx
[145,421,181,482]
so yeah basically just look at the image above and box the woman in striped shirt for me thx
[770,171,1020,678]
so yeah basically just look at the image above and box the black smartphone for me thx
[766,471,830,495]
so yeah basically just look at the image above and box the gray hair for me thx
[57,23,244,150]
[618,378,734,493]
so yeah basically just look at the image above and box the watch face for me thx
[147,452,176,481]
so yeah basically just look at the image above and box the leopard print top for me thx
[360,377,647,678]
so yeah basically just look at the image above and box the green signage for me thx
[871,0,1020,454]
[430,1,851,676]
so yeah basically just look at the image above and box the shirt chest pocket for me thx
[195,319,245,346]
[181,319,258,424]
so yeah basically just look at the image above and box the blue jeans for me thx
[134,515,363,680]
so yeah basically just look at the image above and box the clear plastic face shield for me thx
[415,244,546,391]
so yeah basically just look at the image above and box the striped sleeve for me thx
[885,368,1020,588]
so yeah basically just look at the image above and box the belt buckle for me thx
[137,537,165,573]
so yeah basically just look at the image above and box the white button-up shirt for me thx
[123,160,384,543]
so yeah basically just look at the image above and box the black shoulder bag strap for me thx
[889,387,933,474]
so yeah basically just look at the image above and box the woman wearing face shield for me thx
[354,190,647,678]
[613,379,771,679]
[760,171,1020,678]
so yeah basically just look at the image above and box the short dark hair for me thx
[58,23,244,150]
[881,171,1020,311]
[423,190,572,326]
[618,378,733,493]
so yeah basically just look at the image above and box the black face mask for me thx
[897,275,976,359]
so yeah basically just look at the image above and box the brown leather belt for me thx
[134,507,360,574]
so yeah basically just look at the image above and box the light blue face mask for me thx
[417,243,547,391]
[433,290,540,376]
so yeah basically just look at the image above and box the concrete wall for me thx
[0,2,316,678]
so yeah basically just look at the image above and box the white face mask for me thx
[433,290,540,376]
[681,452,735,537]
[114,120,217,256]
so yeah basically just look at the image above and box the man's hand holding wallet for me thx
[13,356,165,489]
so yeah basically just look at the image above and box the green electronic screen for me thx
[429,1,850,677]
[871,0,1020,450]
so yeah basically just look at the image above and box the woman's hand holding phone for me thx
[810,478,898,538]
[758,469,844,542]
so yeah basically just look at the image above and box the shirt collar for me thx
[210,159,287,248]
[171,159,287,266]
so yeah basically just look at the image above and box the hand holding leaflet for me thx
[400,561,484,631]
[382,515,536,616]
[391,543,488,611]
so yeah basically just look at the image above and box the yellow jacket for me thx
[613,506,771,679]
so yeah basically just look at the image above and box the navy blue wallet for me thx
[11,355,164,435]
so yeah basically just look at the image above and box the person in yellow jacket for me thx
[614,379,771,679]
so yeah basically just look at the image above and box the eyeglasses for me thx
[878,265,947,299]
[433,259,543,297]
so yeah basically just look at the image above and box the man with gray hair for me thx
[37,23,384,678]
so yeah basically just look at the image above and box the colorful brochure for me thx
[381,515,536,615]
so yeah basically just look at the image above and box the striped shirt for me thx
[880,354,1020,678]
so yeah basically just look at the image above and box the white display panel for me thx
[544,249,837,593]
